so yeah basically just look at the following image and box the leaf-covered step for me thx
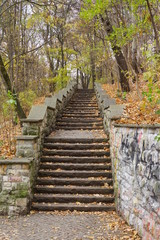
[31,203,115,212]
[56,118,102,123]
[42,149,110,157]
[38,170,112,178]
[36,178,113,186]
[34,186,114,194]
[43,143,109,150]
[33,194,114,203]
[66,104,98,110]
[56,126,104,130]
[40,156,111,164]
[39,163,111,171]
[62,114,100,118]
[56,122,103,127]
[44,138,108,143]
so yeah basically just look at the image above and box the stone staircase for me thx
[32,89,115,212]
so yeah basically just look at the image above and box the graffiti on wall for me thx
[119,130,159,181]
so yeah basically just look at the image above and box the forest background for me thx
[0,0,160,158]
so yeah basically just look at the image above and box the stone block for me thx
[3,182,12,191]
[23,126,40,136]
[8,176,22,182]
[105,104,124,119]
[8,206,19,216]
[45,97,57,109]
[16,198,28,208]
[0,205,8,215]
[3,176,9,182]
[103,98,116,110]
[54,91,64,103]
[28,105,47,120]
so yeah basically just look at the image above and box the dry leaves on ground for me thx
[102,78,160,125]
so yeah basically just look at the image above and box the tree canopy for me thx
[0,0,160,114]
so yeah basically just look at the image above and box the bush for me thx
[19,89,37,113]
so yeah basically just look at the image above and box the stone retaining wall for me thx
[0,80,77,215]
[0,159,34,215]
[95,83,160,240]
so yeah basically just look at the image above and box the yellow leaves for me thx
[0,122,21,159]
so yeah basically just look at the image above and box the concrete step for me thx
[44,138,108,143]
[31,203,115,212]
[70,101,97,104]
[56,122,103,126]
[67,105,98,109]
[43,143,109,150]
[62,114,100,118]
[40,156,111,164]
[34,186,114,194]
[42,150,110,157]
[56,126,104,130]
[38,170,112,178]
[36,178,113,186]
[56,118,102,123]
[39,163,111,171]
[33,194,114,203]
[65,108,98,111]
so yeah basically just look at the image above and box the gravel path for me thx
[0,211,141,240]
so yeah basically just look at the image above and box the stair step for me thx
[36,178,113,186]
[41,156,111,164]
[33,194,114,203]
[34,186,114,194]
[68,100,98,104]
[70,101,97,104]
[39,170,112,178]
[32,203,115,212]
[56,118,102,123]
[63,111,99,114]
[44,138,108,143]
[56,122,103,127]
[56,126,104,130]
[43,150,110,157]
[62,114,100,118]
[39,163,111,171]
[65,109,98,112]
[43,143,109,150]
[67,104,98,110]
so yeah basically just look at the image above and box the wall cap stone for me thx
[20,118,43,123]
[16,136,38,140]
[0,158,33,165]
[113,123,160,128]
[105,104,124,119]
[45,97,57,110]
[27,105,47,120]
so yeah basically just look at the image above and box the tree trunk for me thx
[90,49,96,89]
[100,10,130,92]
[0,54,26,119]
[146,0,160,53]
[132,37,139,74]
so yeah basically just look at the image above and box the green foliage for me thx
[122,92,127,100]
[0,140,3,147]
[156,109,160,115]
[19,89,37,113]
[155,133,160,142]
[2,91,16,118]
[53,67,70,91]
[141,48,160,112]
[7,91,17,106]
